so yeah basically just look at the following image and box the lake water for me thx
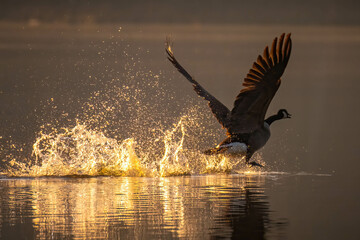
[0,23,359,239]
[0,173,345,240]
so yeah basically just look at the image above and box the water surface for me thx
[0,173,341,240]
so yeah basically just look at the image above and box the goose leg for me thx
[248,161,264,168]
[245,150,264,168]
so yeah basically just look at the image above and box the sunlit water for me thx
[0,23,359,239]
[0,173,334,240]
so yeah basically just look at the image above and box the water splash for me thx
[3,38,261,177]
[6,111,259,177]
[7,122,177,177]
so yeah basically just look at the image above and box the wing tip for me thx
[165,35,174,55]
[239,33,292,94]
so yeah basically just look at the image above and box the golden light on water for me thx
[3,175,267,239]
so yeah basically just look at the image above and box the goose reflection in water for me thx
[0,175,287,239]
[210,183,287,239]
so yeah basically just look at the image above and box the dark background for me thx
[1,0,359,25]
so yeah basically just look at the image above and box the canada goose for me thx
[165,33,292,167]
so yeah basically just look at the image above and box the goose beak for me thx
[288,113,292,118]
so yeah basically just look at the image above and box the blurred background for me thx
[1,0,360,25]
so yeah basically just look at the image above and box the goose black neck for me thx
[265,114,282,125]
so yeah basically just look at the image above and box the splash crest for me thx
[6,114,258,177]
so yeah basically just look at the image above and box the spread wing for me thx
[228,33,292,134]
[165,38,231,129]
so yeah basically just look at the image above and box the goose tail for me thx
[203,147,228,155]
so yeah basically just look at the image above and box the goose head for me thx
[278,109,292,119]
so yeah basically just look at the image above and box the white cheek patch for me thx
[282,111,288,118]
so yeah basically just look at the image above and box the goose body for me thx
[166,33,292,167]
[205,122,270,155]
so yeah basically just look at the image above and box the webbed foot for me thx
[247,161,264,168]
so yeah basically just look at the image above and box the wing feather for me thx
[263,46,273,68]
[246,74,261,81]
[228,33,292,134]
[253,62,266,75]
[257,55,270,71]
[165,38,231,129]
[249,69,263,78]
